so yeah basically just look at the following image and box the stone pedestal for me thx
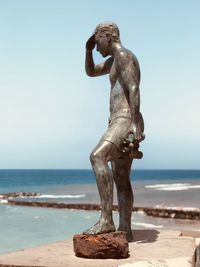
[73,231,129,259]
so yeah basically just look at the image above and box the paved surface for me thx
[0,230,196,267]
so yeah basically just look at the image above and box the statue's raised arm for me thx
[85,34,113,77]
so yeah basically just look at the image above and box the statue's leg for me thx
[83,140,118,235]
[111,157,134,242]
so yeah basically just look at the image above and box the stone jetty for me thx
[1,192,200,220]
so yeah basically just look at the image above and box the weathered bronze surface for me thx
[84,22,145,242]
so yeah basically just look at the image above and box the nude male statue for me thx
[84,22,144,242]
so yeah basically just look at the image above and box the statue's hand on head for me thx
[132,122,145,143]
[86,35,95,51]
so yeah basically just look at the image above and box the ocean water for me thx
[1,169,200,207]
[0,169,200,254]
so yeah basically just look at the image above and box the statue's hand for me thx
[86,35,95,51]
[131,122,145,142]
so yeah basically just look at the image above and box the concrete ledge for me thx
[0,230,196,267]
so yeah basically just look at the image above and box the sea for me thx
[0,169,200,254]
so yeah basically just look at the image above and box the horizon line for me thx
[0,168,200,171]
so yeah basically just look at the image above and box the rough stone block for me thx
[73,231,129,259]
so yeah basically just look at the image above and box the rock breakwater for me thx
[1,192,200,220]
[0,192,40,199]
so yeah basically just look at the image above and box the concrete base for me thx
[0,230,196,267]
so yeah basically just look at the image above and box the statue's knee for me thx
[90,151,103,165]
[90,141,112,165]
[90,151,98,165]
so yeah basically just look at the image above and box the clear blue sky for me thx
[0,0,199,169]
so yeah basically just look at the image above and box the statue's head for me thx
[94,22,120,43]
[94,22,120,57]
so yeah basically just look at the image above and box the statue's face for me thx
[95,34,110,57]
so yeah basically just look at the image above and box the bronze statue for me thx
[84,22,145,242]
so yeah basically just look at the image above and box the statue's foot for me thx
[118,226,134,242]
[83,220,116,235]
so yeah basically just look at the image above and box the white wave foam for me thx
[133,222,163,229]
[34,194,86,199]
[84,215,91,219]
[134,210,145,214]
[145,183,200,191]
[154,205,200,211]
[0,199,8,204]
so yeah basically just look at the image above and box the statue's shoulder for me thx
[115,47,139,70]
[124,48,140,70]
[116,46,137,61]
[125,48,138,62]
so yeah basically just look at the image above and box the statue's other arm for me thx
[85,35,113,77]
[117,54,144,141]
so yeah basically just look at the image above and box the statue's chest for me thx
[109,62,118,87]
[111,80,123,96]
[109,62,127,101]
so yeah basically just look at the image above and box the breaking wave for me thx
[0,199,8,204]
[154,205,200,211]
[145,183,200,191]
[35,194,86,199]
[133,222,163,229]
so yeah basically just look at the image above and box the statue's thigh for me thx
[100,118,131,152]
